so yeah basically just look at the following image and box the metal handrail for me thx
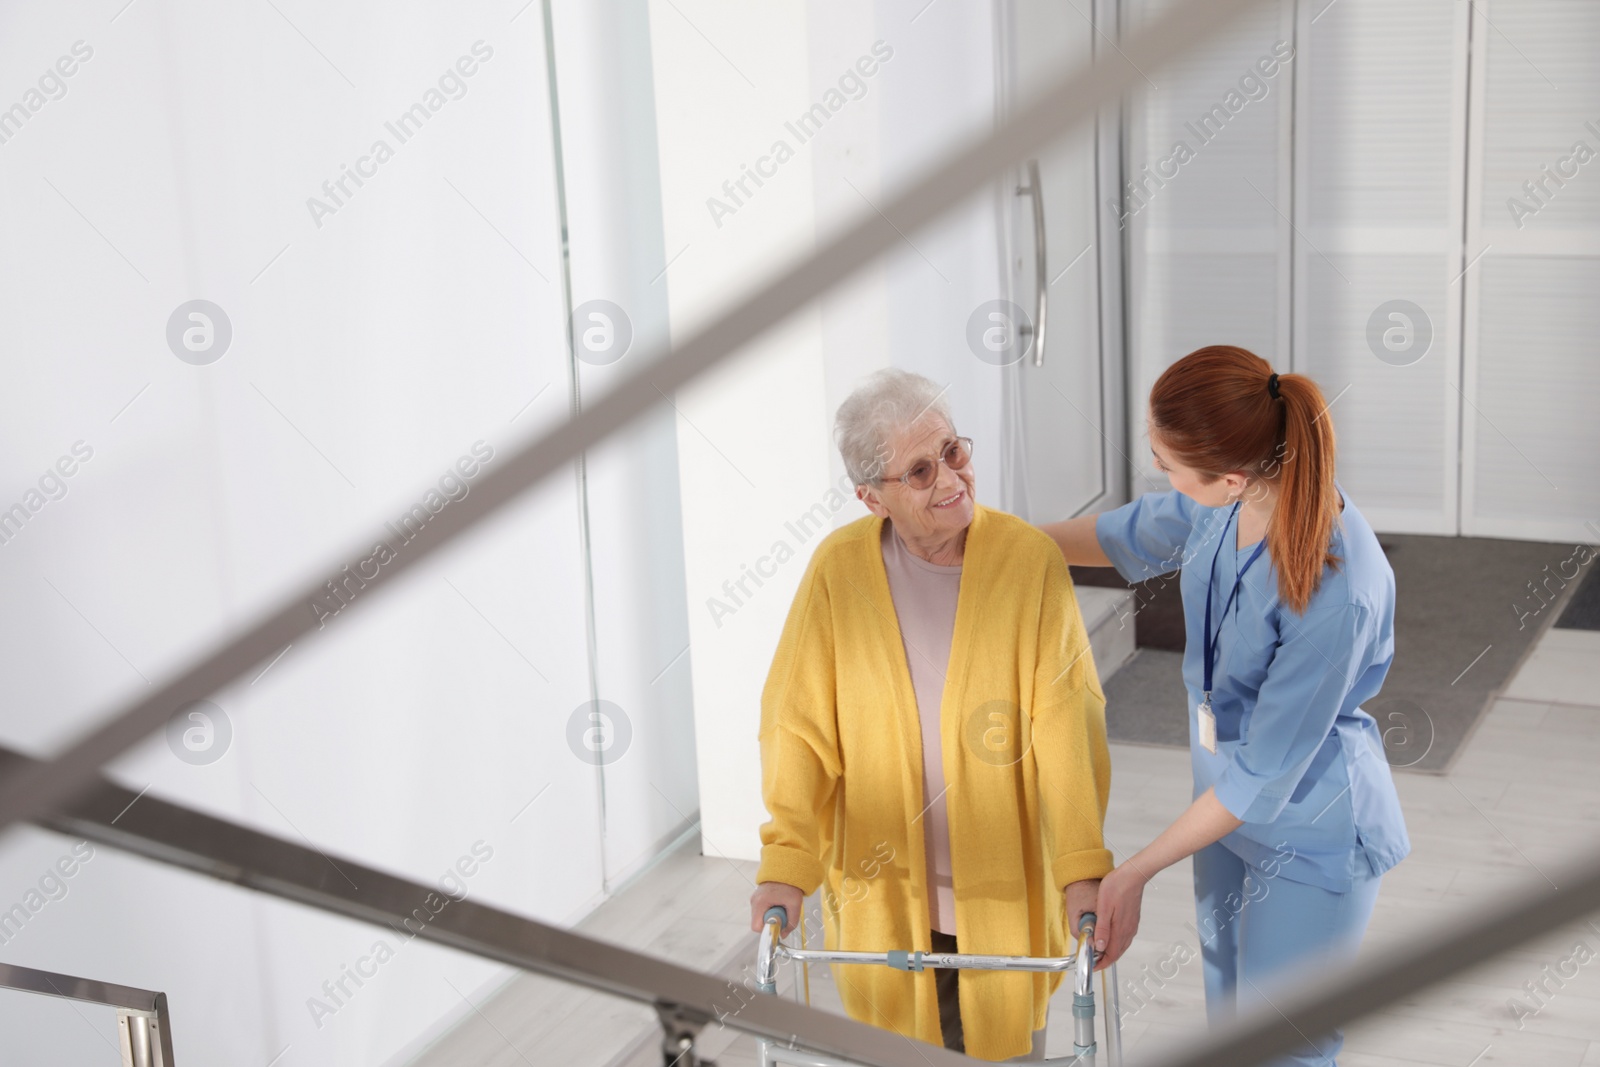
[0,962,175,1066]
[6,745,966,1067]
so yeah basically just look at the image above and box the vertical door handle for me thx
[1015,158,1048,367]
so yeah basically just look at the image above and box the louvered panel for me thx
[1134,251,1281,368]
[1124,0,1291,230]
[1478,3,1600,234]
[1298,254,1452,528]
[1306,2,1463,229]
[1294,0,1468,534]
[1463,2,1600,540]
[1123,0,1293,468]
[1469,257,1600,537]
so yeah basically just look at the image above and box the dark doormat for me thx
[1556,552,1600,630]
[1074,533,1589,773]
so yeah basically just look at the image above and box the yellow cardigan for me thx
[756,504,1114,1061]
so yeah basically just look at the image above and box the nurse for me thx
[1039,344,1410,1067]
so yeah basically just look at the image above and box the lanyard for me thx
[1202,502,1267,706]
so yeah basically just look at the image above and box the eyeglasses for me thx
[882,437,974,490]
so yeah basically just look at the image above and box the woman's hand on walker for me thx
[750,881,804,937]
[1064,877,1100,937]
[1092,863,1148,970]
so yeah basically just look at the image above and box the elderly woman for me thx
[747,368,1113,1061]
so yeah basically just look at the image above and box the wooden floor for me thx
[415,624,1600,1067]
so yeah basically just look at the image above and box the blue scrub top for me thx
[1095,485,1410,891]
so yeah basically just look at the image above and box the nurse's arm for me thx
[1092,790,1242,968]
[1042,490,1201,576]
[1125,789,1243,878]
[1037,514,1115,567]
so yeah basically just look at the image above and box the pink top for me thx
[880,521,962,935]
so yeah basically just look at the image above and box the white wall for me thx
[648,0,836,864]
[0,2,683,1063]
[651,0,1006,863]
[549,0,701,893]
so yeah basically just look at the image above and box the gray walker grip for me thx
[756,905,789,994]
[1074,912,1099,1063]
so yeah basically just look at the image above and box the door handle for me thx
[1015,158,1047,367]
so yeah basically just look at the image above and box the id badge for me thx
[1198,699,1218,754]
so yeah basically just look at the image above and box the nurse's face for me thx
[1149,429,1245,507]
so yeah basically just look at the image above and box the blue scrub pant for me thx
[1191,842,1382,1067]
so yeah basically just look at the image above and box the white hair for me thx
[833,369,954,486]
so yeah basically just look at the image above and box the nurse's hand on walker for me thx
[1090,863,1147,969]
[1092,787,1245,971]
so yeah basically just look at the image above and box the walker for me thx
[754,905,1123,1066]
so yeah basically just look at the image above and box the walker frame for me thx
[752,905,1123,1066]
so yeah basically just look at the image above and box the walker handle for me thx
[1074,912,1097,998]
[756,906,789,994]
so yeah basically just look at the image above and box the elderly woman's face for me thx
[860,415,975,543]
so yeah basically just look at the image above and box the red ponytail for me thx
[1149,345,1342,615]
